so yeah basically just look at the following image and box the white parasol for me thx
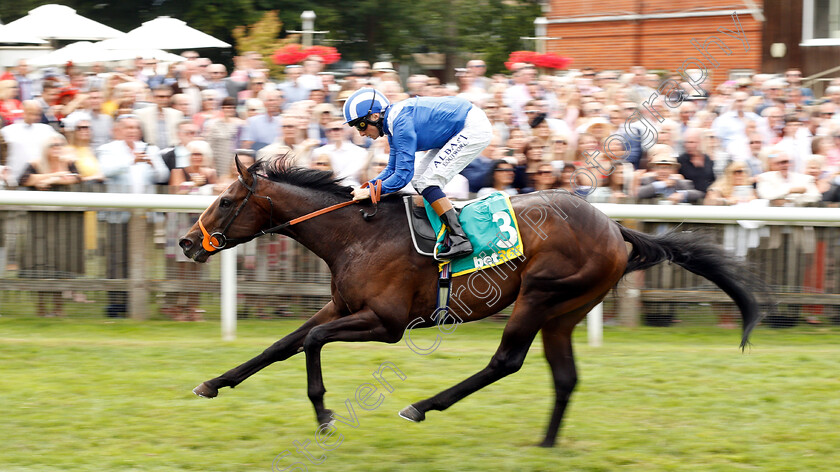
[100,16,230,50]
[0,4,124,41]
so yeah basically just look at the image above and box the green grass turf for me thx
[1,318,838,471]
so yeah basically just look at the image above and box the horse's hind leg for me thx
[537,315,578,447]
[399,293,546,423]
[193,301,341,398]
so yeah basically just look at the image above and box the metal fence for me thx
[2,190,840,334]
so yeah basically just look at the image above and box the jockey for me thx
[344,87,493,259]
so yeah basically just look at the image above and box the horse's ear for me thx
[235,154,253,186]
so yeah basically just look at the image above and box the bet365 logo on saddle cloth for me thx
[424,192,525,277]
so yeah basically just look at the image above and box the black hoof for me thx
[398,405,425,422]
[537,440,555,448]
[193,381,218,398]
[317,409,335,426]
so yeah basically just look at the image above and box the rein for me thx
[198,175,383,253]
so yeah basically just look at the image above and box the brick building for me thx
[542,1,762,89]
[541,1,840,93]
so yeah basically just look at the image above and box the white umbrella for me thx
[1,4,124,41]
[28,41,186,66]
[0,24,48,44]
[100,16,230,50]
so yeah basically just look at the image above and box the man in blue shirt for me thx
[344,87,493,259]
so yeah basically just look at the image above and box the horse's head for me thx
[180,156,272,262]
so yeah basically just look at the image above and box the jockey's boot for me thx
[438,208,473,259]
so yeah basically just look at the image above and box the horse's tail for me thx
[618,224,768,349]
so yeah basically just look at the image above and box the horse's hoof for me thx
[317,409,334,427]
[398,405,425,422]
[193,382,218,398]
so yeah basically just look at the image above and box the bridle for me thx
[197,174,382,253]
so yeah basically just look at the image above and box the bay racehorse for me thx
[179,156,766,447]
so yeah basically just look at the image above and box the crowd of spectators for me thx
[4,52,840,320]
[2,54,840,207]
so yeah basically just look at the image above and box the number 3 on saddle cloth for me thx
[403,191,525,322]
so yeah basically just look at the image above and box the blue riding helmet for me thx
[343,87,391,132]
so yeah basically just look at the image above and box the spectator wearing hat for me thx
[678,128,716,195]
[756,151,821,205]
[637,144,703,203]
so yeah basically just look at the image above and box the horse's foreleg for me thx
[193,301,341,398]
[399,295,544,423]
[302,309,402,426]
[537,315,577,448]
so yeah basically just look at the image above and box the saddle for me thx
[403,195,470,257]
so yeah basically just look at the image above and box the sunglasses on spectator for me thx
[554,140,567,144]
[733,169,746,174]
[313,161,330,166]
[248,108,260,112]
[777,160,790,164]
[537,170,554,175]
[154,94,171,99]
[76,125,90,130]
[495,167,515,173]
[282,124,296,129]
[373,162,387,167]
[328,127,343,132]
[749,140,762,144]
[821,112,833,116]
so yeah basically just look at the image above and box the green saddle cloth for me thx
[424,191,524,277]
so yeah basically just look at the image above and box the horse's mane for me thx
[250,155,353,200]
[249,155,404,204]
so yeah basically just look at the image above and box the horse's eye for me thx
[219,198,232,209]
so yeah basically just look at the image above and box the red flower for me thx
[506,50,572,70]
[272,44,308,66]
[304,45,341,65]
[534,52,572,70]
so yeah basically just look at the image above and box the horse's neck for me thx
[275,187,393,266]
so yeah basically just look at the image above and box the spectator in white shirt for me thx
[756,151,821,206]
[99,115,169,193]
[312,119,367,186]
[0,100,57,185]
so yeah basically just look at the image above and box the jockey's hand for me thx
[352,186,371,201]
